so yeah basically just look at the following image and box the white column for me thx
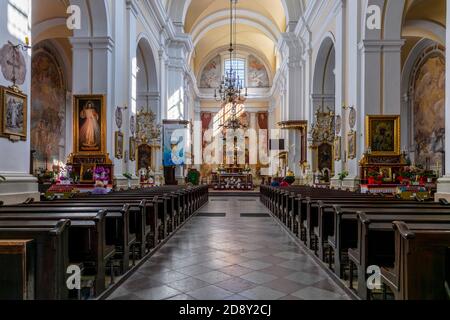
[124,0,139,186]
[249,112,258,165]
[193,101,202,169]
[382,40,405,115]
[345,0,362,189]
[166,44,186,120]
[331,0,345,188]
[435,0,450,200]
[360,40,382,120]
[0,0,38,204]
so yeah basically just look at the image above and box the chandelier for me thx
[215,0,248,131]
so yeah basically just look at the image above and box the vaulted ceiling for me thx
[171,0,306,77]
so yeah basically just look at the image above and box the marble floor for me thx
[107,197,350,300]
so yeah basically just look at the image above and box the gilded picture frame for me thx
[334,137,341,161]
[129,137,136,161]
[348,131,357,160]
[366,115,400,156]
[379,167,393,182]
[80,163,96,183]
[115,131,124,159]
[73,95,107,155]
[1,86,28,140]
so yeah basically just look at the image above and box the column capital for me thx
[358,39,405,53]
[70,36,115,52]
[126,0,139,17]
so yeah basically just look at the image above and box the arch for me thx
[136,33,159,92]
[136,34,160,116]
[196,44,275,82]
[69,0,110,38]
[31,40,70,171]
[362,0,407,40]
[402,20,446,45]
[312,34,336,109]
[169,0,301,31]
[401,39,445,166]
[191,10,281,45]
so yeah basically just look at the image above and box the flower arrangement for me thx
[284,170,296,185]
[338,171,349,181]
[94,167,110,183]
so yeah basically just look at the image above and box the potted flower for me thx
[422,171,436,184]
[284,170,296,185]
[187,168,200,186]
[399,169,413,185]
[367,170,381,185]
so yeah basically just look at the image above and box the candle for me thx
[25,37,29,46]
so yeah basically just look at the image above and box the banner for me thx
[163,121,188,166]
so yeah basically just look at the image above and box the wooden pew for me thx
[0,205,133,274]
[329,207,450,282]
[0,219,70,299]
[312,200,446,260]
[381,221,450,300]
[0,210,110,295]
[20,200,152,258]
[347,212,450,299]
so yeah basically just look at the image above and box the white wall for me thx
[0,0,39,204]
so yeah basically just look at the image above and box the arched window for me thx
[224,58,246,87]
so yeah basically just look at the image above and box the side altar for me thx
[211,166,254,190]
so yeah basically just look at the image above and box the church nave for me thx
[107,197,349,301]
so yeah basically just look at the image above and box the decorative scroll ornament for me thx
[348,106,356,130]
[310,107,335,147]
[335,115,342,135]
[130,115,136,135]
[136,109,161,144]
[115,107,123,129]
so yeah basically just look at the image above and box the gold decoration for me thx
[365,115,401,156]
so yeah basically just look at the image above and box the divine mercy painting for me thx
[74,95,106,154]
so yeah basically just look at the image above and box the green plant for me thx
[422,171,436,178]
[338,171,349,181]
[123,173,133,180]
[187,169,200,186]
[284,176,295,185]
[367,170,381,178]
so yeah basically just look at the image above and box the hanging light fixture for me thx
[215,0,248,131]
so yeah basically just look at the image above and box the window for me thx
[224,58,246,87]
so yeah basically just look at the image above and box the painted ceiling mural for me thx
[31,49,66,171]
[413,54,445,167]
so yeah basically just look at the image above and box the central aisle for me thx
[108,197,350,300]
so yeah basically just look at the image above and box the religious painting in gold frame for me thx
[348,131,356,160]
[379,167,393,182]
[129,137,136,161]
[334,137,341,161]
[1,86,28,140]
[137,144,152,174]
[80,163,96,183]
[115,131,124,159]
[73,95,106,155]
[365,115,400,156]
